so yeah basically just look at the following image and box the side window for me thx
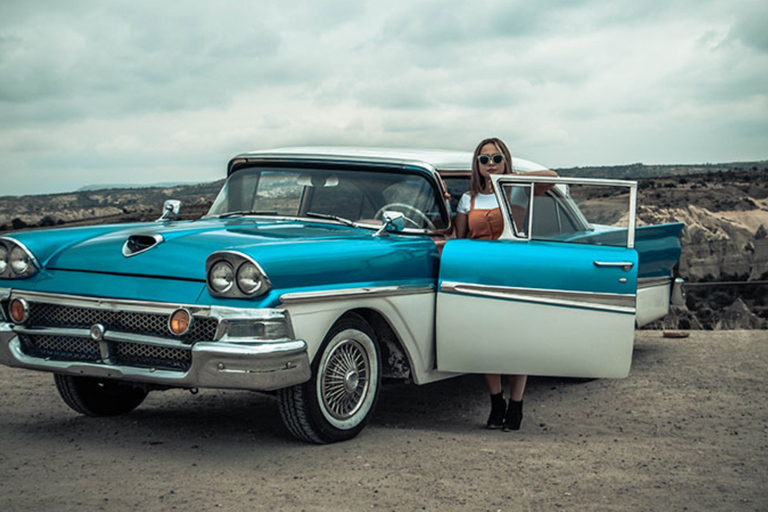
[501,181,634,248]
[530,192,580,238]
[563,184,632,247]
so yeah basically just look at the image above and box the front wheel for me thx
[54,374,148,416]
[278,314,381,443]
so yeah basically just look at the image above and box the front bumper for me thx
[0,324,310,391]
[0,289,311,391]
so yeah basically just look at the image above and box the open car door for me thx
[436,176,639,379]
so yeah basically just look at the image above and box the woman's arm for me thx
[454,212,469,239]
[520,169,558,196]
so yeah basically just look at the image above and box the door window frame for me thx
[491,175,639,249]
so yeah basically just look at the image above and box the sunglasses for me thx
[477,153,504,166]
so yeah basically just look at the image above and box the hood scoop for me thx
[122,233,164,257]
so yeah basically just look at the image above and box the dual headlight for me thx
[0,238,39,279]
[206,251,271,298]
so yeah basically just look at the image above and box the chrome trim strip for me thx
[494,175,638,188]
[637,276,672,290]
[7,290,287,322]
[12,325,194,350]
[280,284,435,304]
[440,281,636,313]
[0,287,9,322]
[11,289,207,316]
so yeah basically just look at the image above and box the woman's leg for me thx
[504,374,527,431]
[508,374,527,401]
[485,374,502,395]
[485,374,505,429]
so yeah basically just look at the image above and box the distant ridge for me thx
[76,182,207,192]
[555,160,768,179]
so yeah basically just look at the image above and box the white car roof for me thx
[232,146,548,173]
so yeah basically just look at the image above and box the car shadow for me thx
[12,373,605,447]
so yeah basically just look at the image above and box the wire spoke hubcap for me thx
[321,339,370,420]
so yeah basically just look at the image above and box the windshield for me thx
[206,166,449,231]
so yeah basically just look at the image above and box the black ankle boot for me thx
[486,392,506,429]
[503,400,523,431]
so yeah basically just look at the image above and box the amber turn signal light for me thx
[168,308,192,336]
[9,298,29,324]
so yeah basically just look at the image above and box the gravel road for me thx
[1,330,766,511]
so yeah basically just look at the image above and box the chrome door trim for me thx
[440,281,636,313]
[280,284,435,304]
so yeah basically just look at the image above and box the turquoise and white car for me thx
[0,148,684,443]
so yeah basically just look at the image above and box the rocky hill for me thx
[631,169,768,330]
[1,163,766,329]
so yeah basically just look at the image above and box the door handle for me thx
[593,261,634,271]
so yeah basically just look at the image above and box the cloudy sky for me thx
[1,0,766,196]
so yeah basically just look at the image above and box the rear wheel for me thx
[54,374,148,416]
[278,314,381,443]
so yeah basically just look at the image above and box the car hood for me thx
[44,219,376,281]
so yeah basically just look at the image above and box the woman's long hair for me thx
[469,137,514,196]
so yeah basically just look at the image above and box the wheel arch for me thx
[346,307,414,381]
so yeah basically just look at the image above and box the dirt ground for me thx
[1,330,766,512]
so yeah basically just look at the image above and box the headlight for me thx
[10,246,31,275]
[0,238,39,279]
[237,262,264,295]
[206,251,271,298]
[0,244,7,274]
[209,261,234,293]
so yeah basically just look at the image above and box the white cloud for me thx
[0,0,766,196]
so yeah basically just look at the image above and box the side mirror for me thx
[157,199,181,222]
[374,211,405,236]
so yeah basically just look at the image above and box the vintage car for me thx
[0,147,684,443]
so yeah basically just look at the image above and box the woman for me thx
[454,137,557,431]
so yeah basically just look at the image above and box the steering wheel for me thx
[374,203,435,230]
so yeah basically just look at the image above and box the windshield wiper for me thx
[305,212,356,227]
[218,210,279,219]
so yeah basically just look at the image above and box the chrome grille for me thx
[27,303,218,342]
[113,341,191,371]
[20,334,100,362]
[14,299,217,373]
[19,333,192,371]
